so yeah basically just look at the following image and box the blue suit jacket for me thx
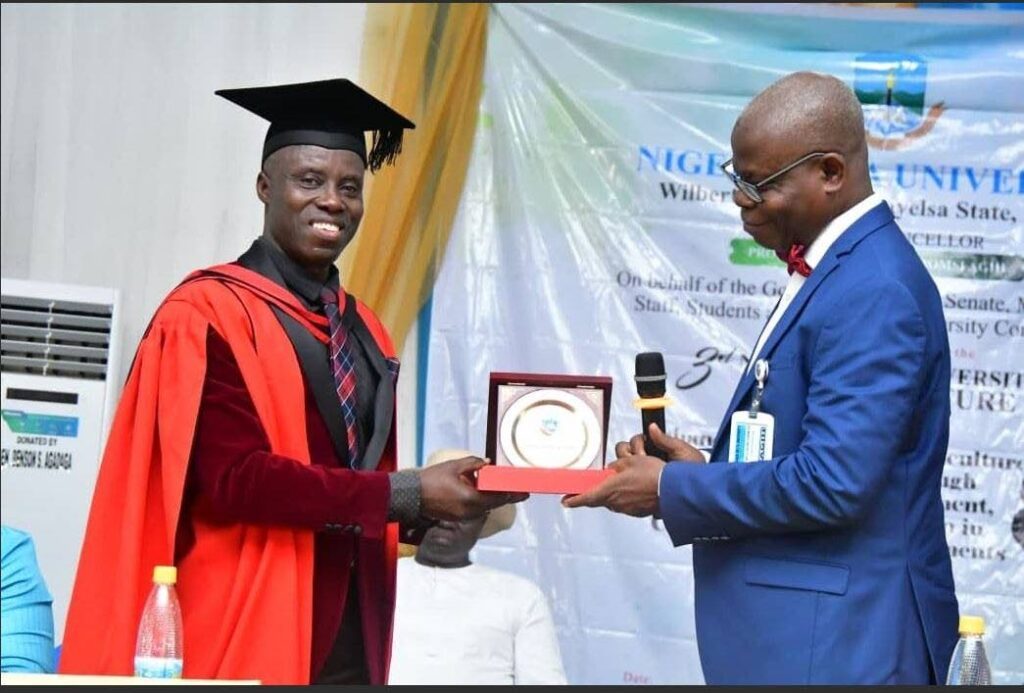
[659,202,959,684]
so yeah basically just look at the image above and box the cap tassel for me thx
[367,128,404,172]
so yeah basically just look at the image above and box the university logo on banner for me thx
[854,53,946,150]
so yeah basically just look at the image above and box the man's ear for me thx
[820,153,846,195]
[256,169,271,205]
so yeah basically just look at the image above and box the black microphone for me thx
[634,352,670,460]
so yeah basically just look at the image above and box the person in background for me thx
[389,449,567,685]
[1,525,55,673]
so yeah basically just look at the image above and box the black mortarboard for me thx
[216,78,415,171]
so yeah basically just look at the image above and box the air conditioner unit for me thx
[1,277,122,642]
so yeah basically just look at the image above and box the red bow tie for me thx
[777,244,812,277]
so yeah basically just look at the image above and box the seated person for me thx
[389,450,567,685]
[1,525,55,673]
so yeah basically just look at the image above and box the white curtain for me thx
[1,3,368,386]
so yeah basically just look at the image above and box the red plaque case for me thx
[477,372,615,494]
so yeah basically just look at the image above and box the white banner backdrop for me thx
[423,4,1023,684]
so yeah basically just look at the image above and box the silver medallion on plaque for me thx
[497,385,603,470]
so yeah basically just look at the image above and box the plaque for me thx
[478,372,614,494]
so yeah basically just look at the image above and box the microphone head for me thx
[634,352,666,398]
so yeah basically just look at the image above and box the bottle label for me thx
[134,656,184,679]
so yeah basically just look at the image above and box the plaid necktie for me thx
[320,288,359,467]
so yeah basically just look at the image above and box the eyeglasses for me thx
[720,151,827,204]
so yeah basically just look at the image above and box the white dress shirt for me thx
[746,192,886,370]
[388,558,568,685]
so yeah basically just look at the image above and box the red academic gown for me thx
[60,264,401,684]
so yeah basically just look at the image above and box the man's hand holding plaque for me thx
[561,423,704,516]
[420,454,529,520]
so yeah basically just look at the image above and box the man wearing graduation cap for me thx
[60,79,524,685]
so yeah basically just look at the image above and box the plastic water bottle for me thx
[946,615,991,685]
[133,565,184,679]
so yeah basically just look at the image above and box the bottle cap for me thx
[959,615,985,635]
[153,565,177,585]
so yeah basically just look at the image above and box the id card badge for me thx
[728,410,775,463]
[728,358,775,463]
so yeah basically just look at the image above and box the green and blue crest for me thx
[855,53,930,139]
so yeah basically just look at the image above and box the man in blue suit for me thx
[564,72,959,684]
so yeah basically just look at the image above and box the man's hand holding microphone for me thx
[562,352,704,517]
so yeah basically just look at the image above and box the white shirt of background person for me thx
[388,448,567,685]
